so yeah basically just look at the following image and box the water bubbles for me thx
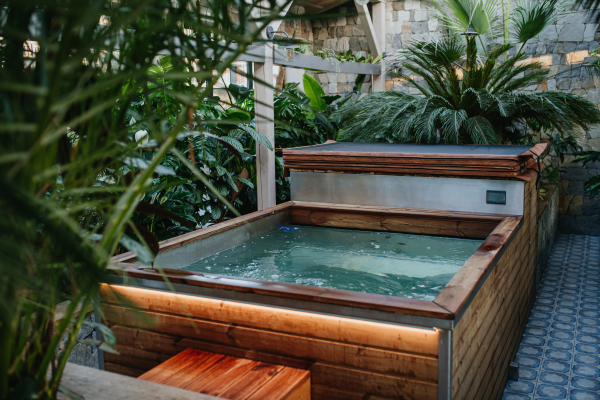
[182,224,480,300]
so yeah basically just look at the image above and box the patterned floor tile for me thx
[503,235,600,400]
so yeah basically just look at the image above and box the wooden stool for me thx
[138,348,310,400]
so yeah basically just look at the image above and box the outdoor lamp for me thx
[461,25,480,37]
[265,26,299,61]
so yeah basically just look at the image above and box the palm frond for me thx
[511,0,561,44]
[338,28,600,146]
[465,116,499,144]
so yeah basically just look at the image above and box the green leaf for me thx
[303,73,327,112]
[211,206,222,220]
[236,126,273,150]
[119,235,154,264]
[321,95,341,105]
[228,83,253,103]
[465,116,499,144]
[225,107,252,121]
[123,158,175,175]
[511,0,560,44]
[237,177,254,188]
[584,175,600,199]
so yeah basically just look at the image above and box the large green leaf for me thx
[511,0,560,44]
[303,73,327,112]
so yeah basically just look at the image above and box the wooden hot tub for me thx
[101,144,542,400]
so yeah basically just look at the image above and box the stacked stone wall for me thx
[288,0,600,234]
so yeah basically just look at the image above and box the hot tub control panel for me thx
[486,190,507,205]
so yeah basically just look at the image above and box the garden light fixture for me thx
[461,25,480,37]
[265,26,298,61]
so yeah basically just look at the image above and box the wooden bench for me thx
[138,348,310,400]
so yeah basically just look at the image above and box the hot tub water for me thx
[182,225,483,301]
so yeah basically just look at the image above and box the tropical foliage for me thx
[335,34,600,144]
[127,56,271,241]
[576,151,600,199]
[431,0,566,52]
[131,71,362,242]
[0,0,290,398]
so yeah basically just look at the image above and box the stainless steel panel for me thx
[438,329,453,400]
[155,211,289,269]
[290,171,526,215]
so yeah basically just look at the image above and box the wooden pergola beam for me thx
[354,0,386,92]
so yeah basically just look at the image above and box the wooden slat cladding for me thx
[100,285,438,356]
[286,166,538,181]
[100,285,439,400]
[283,155,533,169]
[290,203,504,239]
[282,142,546,181]
[451,179,538,400]
[137,348,311,400]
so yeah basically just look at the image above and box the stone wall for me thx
[556,156,600,235]
[58,312,100,369]
[292,0,600,235]
[537,186,559,289]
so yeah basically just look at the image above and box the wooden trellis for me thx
[249,0,386,210]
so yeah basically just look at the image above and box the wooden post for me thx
[355,0,386,92]
[254,43,276,210]
[354,2,381,56]
[372,1,386,92]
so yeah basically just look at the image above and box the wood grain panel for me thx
[310,385,393,400]
[103,362,146,378]
[100,285,439,356]
[101,285,440,400]
[451,179,538,400]
[102,304,437,381]
[310,363,437,400]
[433,215,523,316]
[108,325,310,370]
[137,348,311,400]
[290,208,499,239]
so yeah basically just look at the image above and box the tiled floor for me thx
[502,234,600,400]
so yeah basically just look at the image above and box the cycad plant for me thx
[336,34,600,144]
[431,0,565,53]
[0,0,290,399]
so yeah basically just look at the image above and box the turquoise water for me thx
[182,225,483,301]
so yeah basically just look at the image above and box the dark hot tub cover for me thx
[282,141,547,181]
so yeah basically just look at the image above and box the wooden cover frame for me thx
[109,201,522,322]
[281,143,547,181]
